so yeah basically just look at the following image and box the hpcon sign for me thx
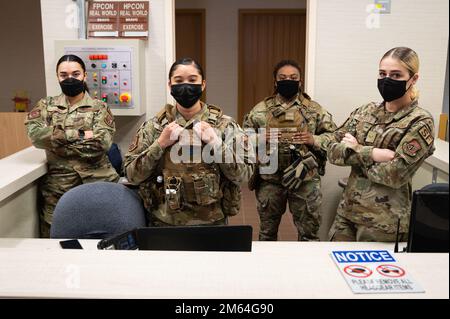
[88,1,149,39]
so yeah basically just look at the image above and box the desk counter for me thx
[0,239,447,299]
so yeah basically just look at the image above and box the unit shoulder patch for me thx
[104,108,114,128]
[27,109,41,120]
[402,139,422,157]
[128,135,139,152]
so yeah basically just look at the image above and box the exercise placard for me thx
[331,250,425,294]
[88,1,149,38]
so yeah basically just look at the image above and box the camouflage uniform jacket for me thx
[124,102,254,225]
[25,93,117,172]
[243,93,337,182]
[327,100,435,233]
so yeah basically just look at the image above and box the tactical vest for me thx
[147,104,241,224]
[264,96,316,174]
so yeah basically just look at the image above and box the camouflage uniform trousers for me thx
[328,213,408,242]
[255,177,322,241]
[148,214,228,227]
[39,161,119,238]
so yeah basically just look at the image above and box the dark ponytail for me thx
[56,54,89,93]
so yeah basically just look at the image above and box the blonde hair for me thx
[381,47,420,100]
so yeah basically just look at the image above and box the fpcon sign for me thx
[88,1,149,39]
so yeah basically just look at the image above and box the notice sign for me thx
[331,250,425,294]
[88,1,149,39]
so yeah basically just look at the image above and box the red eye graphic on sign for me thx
[343,265,373,278]
[376,264,406,278]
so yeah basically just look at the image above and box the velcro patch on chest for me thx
[284,110,295,121]
[365,131,377,144]
[27,109,41,120]
[418,126,433,145]
[402,139,422,157]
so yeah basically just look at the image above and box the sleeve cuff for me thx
[148,140,164,159]
[356,145,374,167]
[312,135,324,151]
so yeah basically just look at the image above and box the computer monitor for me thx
[407,190,449,253]
[136,225,253,252]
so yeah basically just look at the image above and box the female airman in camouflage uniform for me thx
[243,60,337,241]
[327,47,435,242]
[124,58,253,226]
[25,55,119,237]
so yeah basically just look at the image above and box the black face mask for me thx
[171,83,203,108]
[377,77,412,102]
[276,80,300,100]
[60,77,85,97]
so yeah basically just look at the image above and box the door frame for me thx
[237,9,307,124]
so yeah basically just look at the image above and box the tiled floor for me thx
[228,186,298,241]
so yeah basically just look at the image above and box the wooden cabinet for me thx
[0,112,32,159]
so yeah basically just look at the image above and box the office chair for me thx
[50,182,146,239]
[420,183,449,192]
[406,183,449,252]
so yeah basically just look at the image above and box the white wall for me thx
[176,0,307,119]
[308,0,449,126]
[0,1,46,112]
[40,0,175,153]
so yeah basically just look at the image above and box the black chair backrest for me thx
[407,183,449,253]
[50,182,146,239]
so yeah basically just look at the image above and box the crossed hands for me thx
[341,133,395,163]
[157,121,221,149]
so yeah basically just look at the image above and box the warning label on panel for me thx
[331,250,425,294]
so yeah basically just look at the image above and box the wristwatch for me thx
[78,129,85,141]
